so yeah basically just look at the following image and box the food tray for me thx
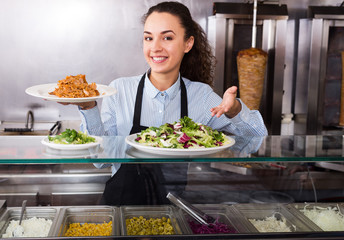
[286,203,344,231]
[120,205,184,235]
[55,206,119,237]
[177,204,248,234]
[210,162,286,175]
[232,203,315,233]
[0,206,61,237]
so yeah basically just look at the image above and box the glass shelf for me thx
[1,135,344,164]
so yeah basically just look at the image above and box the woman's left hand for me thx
[210,86,241,118]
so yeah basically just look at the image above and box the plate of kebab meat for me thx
[25,74,117,103]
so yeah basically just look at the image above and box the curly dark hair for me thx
[142,1,216,86]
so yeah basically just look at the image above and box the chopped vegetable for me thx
[249,214,292,232]
[126,216,175,235]
[48,129,96,144]
[64,221,112,237]
[187,219,237,234]
[135,116,229,149]
[300,205,344,231]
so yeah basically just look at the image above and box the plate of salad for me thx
[41,129,102,150]
[125,117,235,156]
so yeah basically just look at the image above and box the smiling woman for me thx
[48,1,267,206]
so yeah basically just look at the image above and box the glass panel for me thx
[0,135,344,164]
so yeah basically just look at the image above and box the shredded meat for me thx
[49,74,99,98]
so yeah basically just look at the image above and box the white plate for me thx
[42,147,103,159]
[25,83,117,103]
[125,134,235,156]
[41,136,102,150]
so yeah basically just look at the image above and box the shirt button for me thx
[161,93,164,96]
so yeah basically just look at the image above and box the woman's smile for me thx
[151,56,168,63]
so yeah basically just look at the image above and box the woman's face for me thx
[143,12,194,77]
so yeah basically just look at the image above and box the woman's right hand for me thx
[58,101,97,110]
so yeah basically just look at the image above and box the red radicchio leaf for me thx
[184,143,192,148]
[178,133,191,143]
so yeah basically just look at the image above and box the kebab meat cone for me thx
[237,47,268,110]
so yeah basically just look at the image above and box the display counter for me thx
[1,135,344,239]
[1,135,344,163]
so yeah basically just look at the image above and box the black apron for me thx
[100,73,188,205]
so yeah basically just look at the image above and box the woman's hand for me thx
[210,86,241,118]
[58,101,97,110]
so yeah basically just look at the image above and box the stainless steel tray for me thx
[54,206,119,237]
[286,203,344,231]
[0,206,61,237]
[177,204,248,234]
[232,203,316,233]
[120,205,184,235]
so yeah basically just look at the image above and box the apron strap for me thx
[132,74,146,129]
[131,73,188,134]
[180,77,188,118]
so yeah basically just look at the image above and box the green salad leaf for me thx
[135,116,229,149]
[48,129,96,144]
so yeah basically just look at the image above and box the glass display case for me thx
[1,134,344,239]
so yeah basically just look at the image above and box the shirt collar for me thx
[144,70,181,100]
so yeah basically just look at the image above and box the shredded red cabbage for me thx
[187,219,237,234]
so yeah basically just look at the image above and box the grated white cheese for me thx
[2,217,52,238]
[249,214,292,232]
[301,206,344,231]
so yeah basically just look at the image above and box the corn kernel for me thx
[64,221,112,237]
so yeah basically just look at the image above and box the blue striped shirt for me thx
[79,72,267,137]
[79,72,267,176]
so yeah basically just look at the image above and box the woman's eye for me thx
[163,36,173,40]
[144,37,153,41]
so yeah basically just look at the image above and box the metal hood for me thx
[213,2,288,20]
